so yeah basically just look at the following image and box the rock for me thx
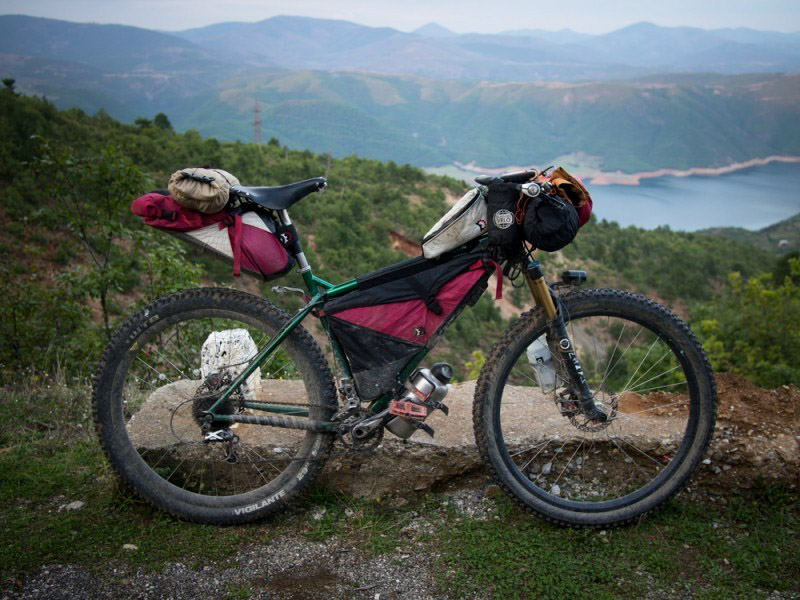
[122,544,138,551]
[311,507,327,521]
[60,501,85,511]
[483,484,503,498]
[133,378,800,501]
[201,329,261,401]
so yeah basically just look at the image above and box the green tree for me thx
[0,267,91,383]
[38,144,146,337]
[153,112,173,131]
[694,258,800,386]
[131,229,203,303]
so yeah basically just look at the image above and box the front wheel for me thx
[93,288,337,524]
[473,289,716,527]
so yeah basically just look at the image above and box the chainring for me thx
[336,408,385,452]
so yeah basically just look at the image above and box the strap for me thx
[211,169,234,186]
[407,275,443,316]
[180,171,216,184]
[482,259,504,300]
[514,192,530,225]
[220,214,244,276]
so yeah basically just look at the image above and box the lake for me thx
[587,161,800,231]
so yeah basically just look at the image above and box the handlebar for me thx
[474,169,552,198]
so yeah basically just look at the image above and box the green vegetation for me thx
[0,377,797,596]
[2,89,799,385]
[693,258,800,387]
[171,71,800,173]
[699,213,800,255]
[0,88,502,382]
[1,27,799,600]
[561,217,774,303]
[436,490,799,599]
[0,379,253,575]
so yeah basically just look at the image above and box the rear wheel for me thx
[93,288,337,524]
[473,289,716,527]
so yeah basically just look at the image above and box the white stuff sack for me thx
[421,188,487,259]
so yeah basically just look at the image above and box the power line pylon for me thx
[253,99,262,145]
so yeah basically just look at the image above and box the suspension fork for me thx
[525,261,607,422]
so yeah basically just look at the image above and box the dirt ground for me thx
[696,373,798,492]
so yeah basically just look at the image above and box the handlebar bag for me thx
[421,188,487,259]
[168,167,240,214]
[523,194,579,252]
[131,193,294,280]
[486,182,524,259]
[321,245,491,400]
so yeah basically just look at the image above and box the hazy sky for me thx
[1,0,798,34]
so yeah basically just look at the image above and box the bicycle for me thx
[93,170,716,528]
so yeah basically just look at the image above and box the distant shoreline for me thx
[448,155,800,186]
[585,155,800,185]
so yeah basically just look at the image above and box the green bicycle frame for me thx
[202,209,494,431]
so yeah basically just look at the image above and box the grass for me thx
[0,377,798,598]
[435,492,799,599]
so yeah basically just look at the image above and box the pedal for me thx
[390,400,428,419]
[410,420,435,437]
[427,399,449,416]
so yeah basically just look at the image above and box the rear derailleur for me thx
[202,423,240,463]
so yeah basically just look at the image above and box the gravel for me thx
[4,535,449,600]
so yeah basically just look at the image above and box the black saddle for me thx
[231,177,326,210]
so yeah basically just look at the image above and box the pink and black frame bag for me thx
[322,245,491,400]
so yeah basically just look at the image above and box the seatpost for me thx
[278,209,317,296]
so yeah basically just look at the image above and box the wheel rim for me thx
[111,307,325,500]
[494,305,700,512]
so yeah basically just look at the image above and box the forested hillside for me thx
[699,213,800,254]
[3,16,800,172]
[0,86,796,386]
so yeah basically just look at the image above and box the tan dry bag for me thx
[167,167,240,214]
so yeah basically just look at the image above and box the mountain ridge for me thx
[4,14,799,83]
[2,15,800,172]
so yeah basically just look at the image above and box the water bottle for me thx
[526,335,557,393]
[386,364,451,439]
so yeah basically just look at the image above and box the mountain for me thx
[413,23,457,38]
[0,14,241,105]
[2,15,800,172]
[170,16,800,80]
[0,89,783,383]
[499,28,594,44]
[3,15,799,83]
[699,213,800,254]
[0,14,219,72]
[578,22,800,73]
[711,27,800,46]
[5,52,800,171]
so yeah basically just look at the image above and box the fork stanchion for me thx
[525,260,557,317]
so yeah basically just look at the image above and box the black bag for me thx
[523,194,579,252]
[486,182,523,259]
